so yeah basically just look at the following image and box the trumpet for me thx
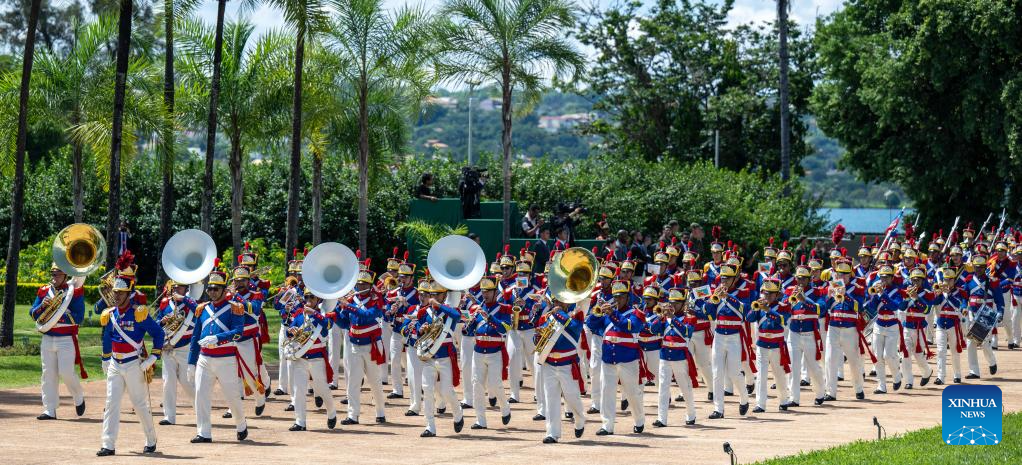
[35,289,69,326]
[653,302,674,318]
[590,302,612,318]
[867,281,885,296]
[829,281,846,303]
[788,285,805,305]
[751,298,769,311]
[708,285,728,305]
[905,285,920,300]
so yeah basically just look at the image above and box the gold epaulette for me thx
[100,308,114,327]
[134,305,149,323]
[231,301,245,316]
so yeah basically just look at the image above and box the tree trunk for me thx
[312,151,322,246]
[285,32,305,259]
[201,0,227,234]
[229,130,243,263]
[357,77,369,253]
[158,0,176,289]
[500,68,513,245]
[777,0,791,196]
[106,0,134,267]
[71,108,84,223]
[1,0,41,347]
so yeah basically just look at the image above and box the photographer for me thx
[458,166,486,218]
[415,172,438,202]
[552,202,586,246]
[521,205,544,238]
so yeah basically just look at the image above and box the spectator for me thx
[468,232,480,245]
[688,222,705,257]
[793,235,811,260]
[668,220,680,238]
[613,229,631,262]
[552,203,584,246]
[118,221,131,255]
[415,172,438,201]
[458,167,484,218]
[521,204,544,238]
[531,225,552,273]
[630,230,650,271]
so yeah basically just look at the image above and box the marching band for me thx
[27,218,1022,455]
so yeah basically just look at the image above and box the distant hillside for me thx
[413,89,908,208]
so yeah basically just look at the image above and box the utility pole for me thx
[466,79,481,166]
[778,0,792,196]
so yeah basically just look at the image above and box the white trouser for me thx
[102,361,157,450]
[472,350,509,426]
[534,353,545,414]
[658,359,695,424]
[787,332,824,403]
[1011,295,1022,345]
[234,338,266,408]
[161,346,194,423]
[507,328,536,400]
[346,343,386,420]
[587,333,603,409]
[966,313,997,375]
[293,357,337,427]
[872,324,902,391]
[755,347,789,410]
[543,363,585,439]
[826,327,864,397]
[422,357,464,434]
[599,360,644,433]
[935,325,962,381]
[999,290,1014,344]
[328,325,343,386]
[342,329,352,379]
[901,326,932,384]
[459,332,474,403]
[389,330,406,394]
[689,330,713,387]
[380,325,393,385]
[39,334,84,416]
[194,355,247,438]
[642,349,660,384]
[712,333,749,413]
[278,326,293,393]
[406,349,424,413]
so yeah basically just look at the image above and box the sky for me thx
[195,0,846,43]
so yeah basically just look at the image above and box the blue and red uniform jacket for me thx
[290,308,334,380]
[386,286,419,331]
[788,299,825,360]
[336,294,386,364]
[188,298,245,365]
[464,301,511,354]
[414,303,461,359]
[965,275,1007,318]
[931,289,968,352]
[537,307,586,390]
[637,302,662,351]
[866,285,904,328]
[30,283,85,337]
[747,302,791,372]
[650,315,699,386]
[101,304,165,364]
[156,295,198,349]
[585,304,643,365]
[230,289,262,342]
[400,304,426,347]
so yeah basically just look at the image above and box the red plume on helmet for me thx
[687,241,694,250]
[939,229,944,239]
[768,237,775,247]
[115,250,135,271]
[810,249,816,258]
[658,241,665,251]
[782,241,788,251]
[302,248,308,258]
[356,249,362,259]
[525,241,531,251]
[904,222,915,242]
[592,246,599,256]
[800,255,806,265]
[292,248,298,260]
[403,251,409,261]
[237,255,242,264]
[626,251,632,260]
[214,257,221,269]
[950,231,959,243]
[671,237,678,245]
[244,241,250,251]
[392,247,398,258]
[495,252,502,261]
[504,244,510,256]
[861,236,867,246]
[711,225,721,241]
[831,224,846,246]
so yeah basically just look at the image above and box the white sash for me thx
[203,303,231,333]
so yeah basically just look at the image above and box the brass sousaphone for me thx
[38,224,106,332]
[535,247,599,363]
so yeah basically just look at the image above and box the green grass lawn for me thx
[758,411,1021,464]
[0,305,281,389]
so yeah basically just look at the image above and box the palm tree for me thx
[1,0,42,347]
[179,18,290,257]
[777,0,791,196]
[325,0,437,252]
[106,0,137,266]
[265,0,329,260]
[438,0,584,243]
[199,0,232,235]
[156,0,201,284]
[35,18,116,223]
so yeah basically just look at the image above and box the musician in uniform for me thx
[747,279,791,413]
[30,263,87,420]
[823,259,868,401]
[586,280,646,435]
[465,276,513,429]
[785,263,826,407]
[415,280,466,437]
[932,267,966,384]
[187,269,249,443]
[637,286,662,387]
[336,270,388,425]
[156,280,198,425]
[584,264,617,414]
[706,261,752,418]
[537,297,587,443]
[226,266,267,417]
[964,254,1004,379]
[96,273,164,456]
[503,259,540,403]
[273,256,304,397]
[865,265,907,394]
[287,290,338,431]
[650,288,698,427]
[900,268,934,388]
[399,278,432,416]
[386,262,419,399]
[683,266,714,396]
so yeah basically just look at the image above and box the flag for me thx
[885,210,905,237]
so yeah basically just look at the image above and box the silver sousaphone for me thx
[160,229,218,346]
[416,235,486,361]
[284,242,359,360]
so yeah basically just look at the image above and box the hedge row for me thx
[3,284,158,306]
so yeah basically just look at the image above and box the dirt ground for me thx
[2,350,1020,465]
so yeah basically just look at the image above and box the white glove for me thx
[139,355,157,371]
[199,335,219,348]
[70,276,86,288]
[102,360,110,374]
[187,365,196,383]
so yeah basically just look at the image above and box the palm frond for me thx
[396,220,470,251]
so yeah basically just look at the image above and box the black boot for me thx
[739,403,749,416]
[921,374,931,386]
[190,436,211,443]
[595,428,612,436]
[341,417,359,425]
[542,436,557,444]
[586,407,600,414]
[255,404,265,416]
[752,406,765,413]
[990,364,998,375]
[633,425,644,434]
[315,396,323,408]
[653,420,666,428]
[814,397,824,406]
[502,414,511,425]
[37,413,56,420]
[454,418,464,433]
[574,426,584,438]
[855,391,865,400]
[533,414,546,421]
[489,397,497,407]
[328,416,337,429]
[420,430,436,437]
[96,448,115,457]
[708,411,723,419]
[284,404,295,412]
[893,381,902,391]
[237,428,248,441]
[289,424,306,432]
[76,401,86,417]
[621,399,629,411]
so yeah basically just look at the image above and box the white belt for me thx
[662,340,687,349]
[113,350,140,360]
[547,349,578,359]
[791,314,818,321]
[350,323,381,337]
[475,335,504,343]
[243,323,259,332]
[604,335,637,344]
[639,335,660,343]
[831,311,857,319]
[877,313,898,321]
[716,320,743,327]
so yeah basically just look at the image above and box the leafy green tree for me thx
[178,17,289,257]
[324,0,437,252]
[0,0,86,54]
[437,0,585,244]
[812,0,1022,229]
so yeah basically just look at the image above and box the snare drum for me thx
[967,306,998,344]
